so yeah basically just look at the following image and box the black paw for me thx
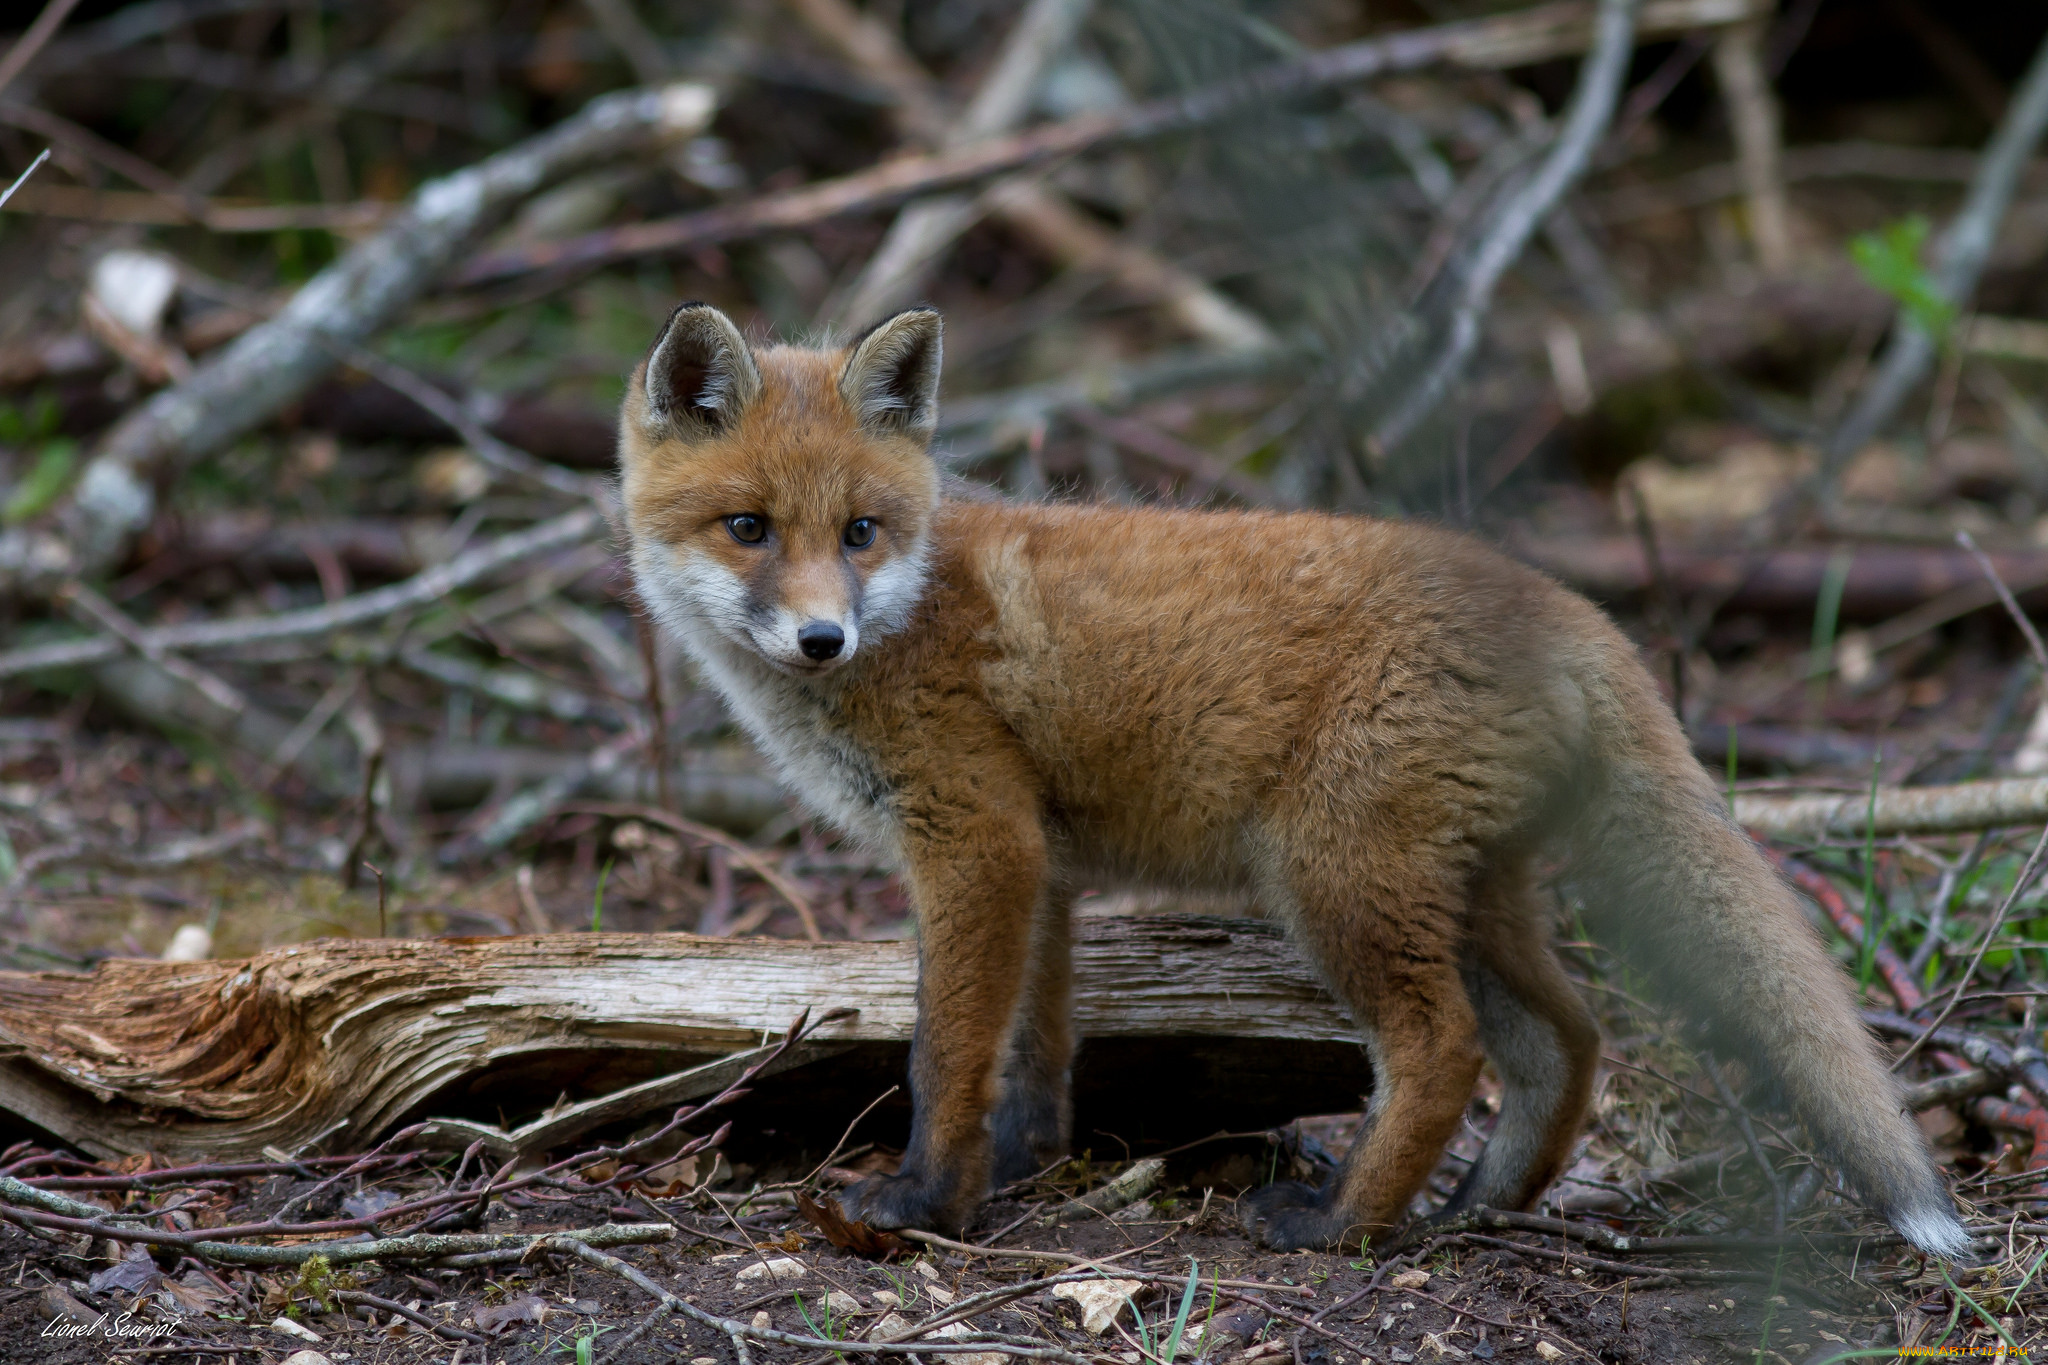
[1238,1182,1353,1251]
[839,1170,964,1232]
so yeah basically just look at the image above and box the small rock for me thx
[1051,1279,1142,1334]
[693,1358,719,1365]
[736,1257,807,1285]
[280,1353,335,1365]
[825,1291,863,1315]
[1534,1343,1565,1362]
[752,1311,772,1331]
[39,1285,97,1325]
[1390,1269,1431,1291]
[270,1317,323,1342]
[926,1283,956,1305]
[873,1312,913,1339]
[161,924,212,962]
[871,1289,903,1309]
[913,1260,941,1282]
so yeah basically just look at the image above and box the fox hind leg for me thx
[1242,858,1483,1250]
[1441,869,1600,1216]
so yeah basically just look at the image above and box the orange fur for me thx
[618,304,1969,1257]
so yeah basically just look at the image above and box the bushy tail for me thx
[1568,658,1969,1259]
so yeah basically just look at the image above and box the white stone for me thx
[736,1257,807,1285]
[269,1317,322,1342]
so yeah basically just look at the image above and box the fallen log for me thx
[0,916,1364,1164]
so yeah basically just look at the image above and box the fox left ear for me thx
[839,308,942,440]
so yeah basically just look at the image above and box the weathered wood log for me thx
[0,916,1365,1163]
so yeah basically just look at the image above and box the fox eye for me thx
[725,514,767,544]
[843,518,877,549]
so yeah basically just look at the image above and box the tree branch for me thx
[1370,0,1642,456]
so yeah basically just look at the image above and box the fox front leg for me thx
[840,791,1047,1233]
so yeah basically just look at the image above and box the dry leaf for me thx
[474,1295,548,1333]
[795,1192,909,1257]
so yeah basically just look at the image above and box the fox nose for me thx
[797,621,845,660]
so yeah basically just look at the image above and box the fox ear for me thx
[838,308,942,440]
[640,303,761,437]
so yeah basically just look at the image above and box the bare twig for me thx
[565,800,823,940]
[0,146,47,210]
[0,506,605,679]
[1821,25,2048,485]
[1370,0,1642,455]
[1959,529,2048,674]
[333,1289,485,1345]
[1706,1062,1787,1233]
[0,0,85,100]
[311,336,606,503]
[1709,15,1792,270]
[1892,821,2048,1073]
[57,580,245,712]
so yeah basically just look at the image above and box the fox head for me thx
[619,303,943,676]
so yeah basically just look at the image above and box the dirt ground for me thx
[0,1154,1969,1365]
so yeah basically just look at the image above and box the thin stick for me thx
[333,1288,484,1344]
[1706,1063,1787,1234]
[1893,820,2048,1073]
[57,581,246,712]
[1958,529,2048,674]
[566,801,823,941]
[0,147,47,211]
[0,0,86,100]
[0,507,605,679]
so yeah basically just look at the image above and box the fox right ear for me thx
[639,303,761,437]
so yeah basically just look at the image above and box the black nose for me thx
[797,621,845,660]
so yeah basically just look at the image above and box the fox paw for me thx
[839,1170,965,1233]
[1238,1182,1354,1251]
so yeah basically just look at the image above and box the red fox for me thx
[617,303,1969,1257]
